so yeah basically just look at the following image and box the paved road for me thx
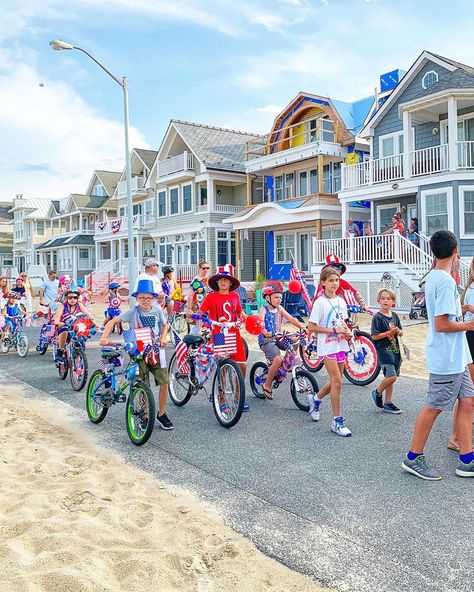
[1,329,472,592]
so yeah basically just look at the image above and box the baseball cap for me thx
[144,258,160,267]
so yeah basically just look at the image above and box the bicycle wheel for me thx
[86,370,109,424]
[37,327,49,355]
[168,351,193,406]
[125,379,156,446]
[172,314,189,337]
[299,333,323,373]
[344,331,380,386]
[17,334,29,358]
[70,348,88,391]
[1,337,10,354]
[58,349,69,380]
[249,361,268,399]
[290,368,319,411]
[211,359,245,428]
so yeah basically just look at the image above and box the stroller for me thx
[408,290,427,320]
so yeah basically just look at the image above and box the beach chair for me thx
[281,291,305,322]
[245,288,265,315]
[236,286,248,308]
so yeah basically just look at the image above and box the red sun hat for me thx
[325,254,347,275]
[208,264,240,292]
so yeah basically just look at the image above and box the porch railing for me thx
[116,176,146,198]
[457,140,474,169]
[372,154,404,183]
[411,144,449,176]
[158,152,194,178]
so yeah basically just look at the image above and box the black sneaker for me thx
[383,402,401,414]
[156,413,174,430]
[55,349,65,363]
[371,389,383,409]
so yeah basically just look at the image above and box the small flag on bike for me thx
[290,256,313,314]
[121,327,153,352]
[171,327,190,374]
[212,330,237,356]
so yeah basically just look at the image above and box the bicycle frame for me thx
[92,349,139,406]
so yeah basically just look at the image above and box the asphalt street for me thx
[0,328,472,592]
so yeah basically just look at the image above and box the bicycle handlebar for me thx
[191,313,239,329]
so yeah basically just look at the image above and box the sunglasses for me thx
[67,296,78,300]
[201,267,210,270]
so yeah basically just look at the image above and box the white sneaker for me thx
[307,394,321,421]
[331,416,352,437]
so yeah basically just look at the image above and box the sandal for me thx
[263,387,273,400]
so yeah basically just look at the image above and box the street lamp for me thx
[49,39,136,296]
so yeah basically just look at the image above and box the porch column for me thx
[95,242,99,269]
[136,236,143,267]
[402,110,413,179]
[370,201,375,232]
[246,173,251,207]
[79,212,83,232]
[448,96,458,171]
[315,219,322,240]
[369,137,374,185]
[235,229,241,279]
[317,155,324,194]
[341,199,348,231]
[207,178,215,212]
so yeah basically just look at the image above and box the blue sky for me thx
[2,0,474,199]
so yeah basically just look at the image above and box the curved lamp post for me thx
[49,39,136,296]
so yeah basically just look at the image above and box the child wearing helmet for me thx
[258,281,306,399]
[103,282,126,326]
[1,292,26,338]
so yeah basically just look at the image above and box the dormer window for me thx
[422,70,438,90]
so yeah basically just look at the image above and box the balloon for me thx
[245,314,264,336]
[288,280,302,294]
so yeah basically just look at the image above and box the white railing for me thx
[457,141,474,169]
[343,160,370,188]
[214,204,243,213]
[175,264,200,282]
[158,152,194,178]
[373,154,404,183]
[411,144,449,176]
[116,176,146,198]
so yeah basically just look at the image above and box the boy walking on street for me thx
[371,289,403,414]
[402,230,474,480]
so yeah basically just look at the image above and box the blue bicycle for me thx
[86,344,156,446]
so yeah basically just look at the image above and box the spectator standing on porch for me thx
[345,218,361,237]
[383,214,405,235]
[407,217,419,246]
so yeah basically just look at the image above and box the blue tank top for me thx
[6,304,20,316]
[258,306,282,345]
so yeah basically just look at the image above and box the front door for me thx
[299,233,309,272]
[376,204,399,233]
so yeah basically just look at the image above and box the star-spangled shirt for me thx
[120,305,166,336]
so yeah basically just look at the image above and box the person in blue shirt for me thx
[402,230,474,480]
[1,293,25,338]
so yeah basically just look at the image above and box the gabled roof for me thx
[36,235,95,250]
[170,120,261,173]
[135,149,158,171]
[89,170,121,197]
[22,198,51,219]
[70,194,109,210]
[429,53,474,76]
[332,96,375,135]
[408,68,474,103]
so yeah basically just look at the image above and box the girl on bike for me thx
[307,266,352,437]
[54,290,94,363]
[1,292,26,338]
[258,281,305,399]
[103,282,125,327]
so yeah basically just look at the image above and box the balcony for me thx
[116,176,147,198]
[196,204,243,214]
[157,152,195,181]
[342,141,474,190]
[94,215,148,237]
[245,118,345,174]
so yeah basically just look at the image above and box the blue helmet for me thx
[108,282,121,290]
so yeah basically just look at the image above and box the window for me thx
[284,173,294,199]
[144,199,154,223]
[159,244,165,263]
[78,248,90,270]
[274,175,283,201]
[299,171,307,196]
[379,132,404,158]
[166,244,173,265]
[216,231,235,266]
[199,240,206,262]
[124,240,129,259]
[275,233,295,263]
[119,206,126,217]
[182,184,192,212]
[320,117,335,142]
[132,203,142,216]
[36,220,45,236]
[333,162,342,193]
[190,242,197,264]
[421,189,453,236]
[199,186,207,207]
[306,119,318,143]
[422,70,438,90]
[460,187,474,236]
[158,191,166,217]
[323,165,331,193]
[170,187,179,215]
[310,169,318,194]
[92,184,106,196]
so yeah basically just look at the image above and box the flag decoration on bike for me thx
[121,327,153,352]
[212,329,237,356]
[171,327,190,374]
[290,256,312,313]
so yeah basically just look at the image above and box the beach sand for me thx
[0,387,329,592]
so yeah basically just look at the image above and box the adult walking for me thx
[39,270,59,305]
[186,260,211,315]
[135,258,172,315]
[19,272,32,313]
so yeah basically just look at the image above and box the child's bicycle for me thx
[169,310,190,337]
[33,304,59,355]
[299,305,380,386]
[168,313,245,428]
[0,316,29,357]
[249,330,318,410]
[56,316,96,391]
[86,343,156,446]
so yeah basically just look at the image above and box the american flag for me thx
[212,330,237,356]
[171,327,190,374]
[290,257,312,313]
[121,327,153,352]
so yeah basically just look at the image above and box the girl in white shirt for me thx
[307,266,352,437]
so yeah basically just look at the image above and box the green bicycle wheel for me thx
[125,380,156,446]
[86,370,109,424]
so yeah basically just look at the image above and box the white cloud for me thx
[221,104,284,135]
[0,59,147,199]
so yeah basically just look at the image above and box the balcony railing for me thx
[158,152,194,178]
[342,141,474,190]
[116,176,146,198]
[94,215,143,235]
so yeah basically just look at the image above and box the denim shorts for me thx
[381,362,401,378]
[426,370,474,411]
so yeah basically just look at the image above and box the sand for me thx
[0,387,329,592]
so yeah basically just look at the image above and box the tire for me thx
[17,334,29,358]
[249,361,268,399]
[86,370,109,424]
[168,351,193,406]
[125,379,156,446]
[211,359,245,428]
[408,312,415,320]
[1,337,10,354]
[70,348,88,391]
[38,327,49,355]
[299,332,324,373]
[290,368,319,411]
[344,331,380,387]
[242,337,249,361]
[421,309,428,319]
[58,354,69,380]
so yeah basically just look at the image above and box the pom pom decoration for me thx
[288,280,302,294]
[245,314,264,336]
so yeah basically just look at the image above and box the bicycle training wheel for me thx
[249,361,268,399]
[290,368,319,411]
[86,370,109,424]
[70,348,88,391]
[168,351,193,406]
[125,379,156,446]
[344,331,380,387]
[17,334,29,358]
[211,359,245,428]
[299,332,323,373]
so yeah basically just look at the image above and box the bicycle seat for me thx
[101,349,121,360]
[183,334,204,346]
